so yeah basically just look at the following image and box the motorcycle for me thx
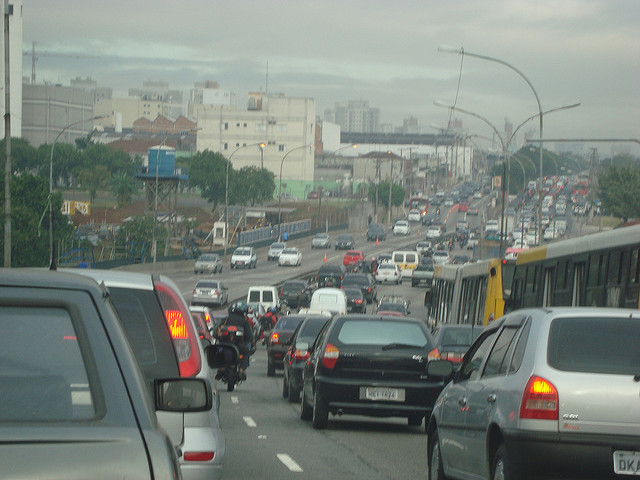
[214,325,245,391]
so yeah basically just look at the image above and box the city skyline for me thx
[22,0,640,154]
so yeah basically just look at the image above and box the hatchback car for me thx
[367,223,387,242]
[342,286,367,313]
[267,242,286,261]
[343,250,365,267]
[427,308,640,480]
[374,261,402,284]
[230,246,257,269]
[278,247,302,266]
[192,279,229,307]
[266,315,307,376]
[300,315,450,429]
[375,301,407,316]
[411,262,434,287]
[334,234,355,250]
[342,272,377,303]
[279,279,312,309]
[194,253,223,274]
[311,232,331,249]
[427,323,482,365]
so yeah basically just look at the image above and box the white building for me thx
[192,93,316,181]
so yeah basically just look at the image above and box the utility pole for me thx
[4,0,11,267]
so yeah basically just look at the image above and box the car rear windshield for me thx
[276,316,306,331]
[299,317,330,340]
[438,327,478,347]
[335,319,429,348]
[283,282,305,293]
[343,275,368,286]
[199,254,218,261]
[196,281,219,288]
[547,316,640,375]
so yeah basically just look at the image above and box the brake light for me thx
[322,343,339,369]
[184,451,215,462]
[280,289,284,297]
[355,299,362,304]
[155,278,202,377]
[293,348,310,361]
[270,332,280,345]
[520,375,558,420]
[428,347,440,361]
[367,286,372,293]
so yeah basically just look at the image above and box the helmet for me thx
[228,301,248,315]
[268,307,278,314]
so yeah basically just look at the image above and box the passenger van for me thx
[247,286,280,311]
[304,287,347,315]
[392,250,419,278]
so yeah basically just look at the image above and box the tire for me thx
[300,385,313,421]
[226,370,236,392]
[491,444,512,480]
[428,430,448,480]
[282,374,289,398]
[408,414,423,427]
[312,389,328,429]
[288,379,300,403]
[267,360,276,377]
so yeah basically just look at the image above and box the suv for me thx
[428,308,640,480]
[231,246,257,269]
[0,269,225,479]
[68,269,228,480]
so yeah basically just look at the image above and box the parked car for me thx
[278,247,302,266]
[316,264,346,288]
[267,241,287,261]
[334,234,355,250]
[343,250,365,267]
[66,269,233,480]
[374,261,402,284]
[194,253,223,274]
[427,308,640,480]
[230,246,257,269]
[367,223,387,241]
[342,272,377,303]
[343,286,367,313]
[427,323,482,365]
[300,314,450,429]
[411,262,434,287]
[311,233,331,249]
[393,220,411,235]
[192,279,229,307]
[279,279,312,309]
[282,315,332,403]
[266,314,307,376]
[0,269,233,480]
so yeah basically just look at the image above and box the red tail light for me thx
[428,347,440,361]
[367,287,372,293]
[520,376,558,420]
[293,348,310,361]
[155,279,202,378]
[322,343,339,369]
[280,289,284,297]
[270,332,280,345]
[355,299,362,304]
[184,451,215,462]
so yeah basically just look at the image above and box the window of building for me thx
[255,123,267,132]
[278,144,285,152]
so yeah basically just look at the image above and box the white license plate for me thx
[614,451,640,475]
[360,387,405,402]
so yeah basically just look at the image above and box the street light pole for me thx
[278,144,312,240]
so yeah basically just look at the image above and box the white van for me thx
[305,288,347,316]
[246,286,279,311]
[392,250,419,278]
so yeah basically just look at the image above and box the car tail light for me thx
[520,375,558,420]
[270,332,280,345]
[184,451,215,462]
[355,299,362,304]
[428,347,440,361]
[322,343,340,369]
[280,289,284,297]
[293,347,310,361]
[154,278,202,378]
[367,286,372,293]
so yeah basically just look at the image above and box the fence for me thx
[237,219,312,245]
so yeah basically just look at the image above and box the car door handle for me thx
[487,394,497,404]
[458,396,468,407]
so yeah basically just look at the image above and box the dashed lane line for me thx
[277,453,304,472]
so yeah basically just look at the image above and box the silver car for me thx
[427,308,640,480]
[311,233,331,249]
[194,253,223,274]
[192,279,229,307]
[267,242,287,261]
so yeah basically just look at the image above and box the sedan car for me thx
[407,209,422,222]
[334,234,355,250]
[427,308,640,480]
[267,242,286,261]
[375,301,407,317]
[374,261,402,284]
[342,286,367,313]
[194,253,223,274]
[411,262,434,287]
[278,247,302,266]
[230,246,257,269]
[266,314,307,376]
[341,272,377,304]
[366,223,387,242]
[343,250,365,267]
[282,315,332,403]
[427,225,444,239]
[311,233,331,249]
[393,220,411,235]
[416,240,433,256]
[191,279,229,307]
[300,315,450,429]
[432,250,450,265]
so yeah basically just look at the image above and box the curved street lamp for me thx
[278,144,313,240]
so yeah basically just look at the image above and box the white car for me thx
[416,240,432,256]
[267,242,286,261]
[543,227,559,241]
[230,246,257,269]
[432,250,450,265]
[311,233,331,249]
[393,220,410,235]
[407,209,421,222]
[278,247,302,266]
[427,225,443,239]
[374,262,402,284]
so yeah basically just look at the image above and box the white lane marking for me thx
[243,416,257,427]
[231,396,239,404]
[277,453,303,472]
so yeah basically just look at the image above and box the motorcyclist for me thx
[260,306,279,331]
[222,303,255,376]
[370,256,378,275]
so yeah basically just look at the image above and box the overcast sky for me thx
[23,0,640,155]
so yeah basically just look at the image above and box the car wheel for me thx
[491,444,512,480]
[226,370,236,392]
[428,430,448,480]
[300,386,312,421]
[408,414,423,427]
[288,380,300,403]
[312,389,328,429]
[267,360,276,377]
[282,373,289,398]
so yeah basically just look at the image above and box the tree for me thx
[114,215,167,257]
[77,164,109,203]
[188,150,229,212]
[232,166,275,206]
[597,163,640,222]
[367,181,405,209]
[111,170,138,208]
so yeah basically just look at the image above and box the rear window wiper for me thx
[381,343,419,351]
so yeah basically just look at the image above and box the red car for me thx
[458,201,469,212]
[343,250,365,266]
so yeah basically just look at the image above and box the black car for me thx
[342,272,377,304]
[300,314,450,429]
[334,234,355,250]
[282,315,331,403]
[366,224,387,242]
[266,315,306,376]
[279,279,312,309]
[317,264,346,288]
[342,286,367,313]
[428,323,483,365]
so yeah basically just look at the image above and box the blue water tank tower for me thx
[147,145,176,177]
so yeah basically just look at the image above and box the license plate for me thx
[614,451,640,475]
[360,387,405,402]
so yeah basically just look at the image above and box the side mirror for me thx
[205,343,239,369]
[426,359,454,379]
[155,378,212,412]
[424,288,433,310]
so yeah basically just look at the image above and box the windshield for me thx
[336,320,428,347]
